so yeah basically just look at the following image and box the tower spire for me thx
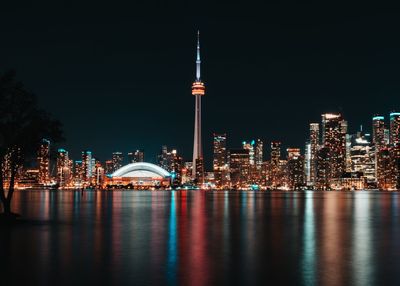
[196,30,201,81]
[191,31,205,184]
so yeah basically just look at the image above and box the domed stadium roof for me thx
[111,162,171,179]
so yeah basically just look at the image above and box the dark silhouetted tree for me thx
[0,70,63,218]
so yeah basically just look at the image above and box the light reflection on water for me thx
[2,190,400,286]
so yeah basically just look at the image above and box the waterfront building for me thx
[315,146,330,190]
[213,133,228,188]
[82,150,93,184]
[390,112,400,146]
[252,139,264,184]
[2,147,22,188]
[287,148,304,190]
[73,160,83,185]
[255,139,264,170]
[56,148,72,187]
[191,31,205,184]
[37,139,50,184]
[321,113,347,180]
[278,159,288,188]
[17,169,40,189]
[181,161,193,184]
[242,140,255,165]
[229,149,250,188]
[393,144,400,190]
[304,141,311,184]
[346,133,352,172]
[349,131,375,183]
[157,146,183,185]
[373,115,386,147]
[373,115,386,185]
[330,172,366,190]
[376,146,396,190]
[270,141,281,188]
[309,123,319,185]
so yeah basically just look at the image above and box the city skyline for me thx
[8,109,399,191]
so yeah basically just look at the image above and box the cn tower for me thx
[191,31,205,183]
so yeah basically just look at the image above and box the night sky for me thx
[1,1,400,168]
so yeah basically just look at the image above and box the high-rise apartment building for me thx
[213,133,227,188]
[309,123,319,185]
[390,112,400,146]
[287,148,304,190]
[315,147,330,190]
[349,131,375,182]
[270,141,281,187]
[229,149,250,188]
[373,115,385,147]
[255,139,263,170]
[56,148,72,187]
[242,140,255,165]
[157,146,183,185]
[82,150,92,184]
[37,139,50,184]
[376,147,396,190]
[321,113,347,179]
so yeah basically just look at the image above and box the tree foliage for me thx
[0,70,63,217]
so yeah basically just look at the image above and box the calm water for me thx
[2,190,400,286]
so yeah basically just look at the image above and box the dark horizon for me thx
[1,1,400,168]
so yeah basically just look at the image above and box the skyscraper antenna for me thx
[196,30,201,81]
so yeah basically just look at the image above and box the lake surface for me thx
[2,190,400,286]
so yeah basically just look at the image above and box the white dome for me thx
[111,162,171,178]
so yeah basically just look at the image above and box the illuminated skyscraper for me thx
[73,160,83,184]
[315,146,330,190]
[304,141,311,184]
[287,148,304,190]
[373,115,386,183]
[213,133,227,188]
[56,148,72,187]
[158,145,169,170]
[37,139,50,184]
[270,141,281,187]
[309,123,319,185]
[349,131,375,182]
[373,115,385,147]
[128,150,144,163]
[229,149,250,188]
[81,150,92,183]
[255,139,264,171]
[271,141,281,165]
[191,31,205,183]
[377,147,396,190]
[242,140,255,165]
[390,112,400,146]
[157,146,183,185]
[393,145,400,189]
[321,113,347,179]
